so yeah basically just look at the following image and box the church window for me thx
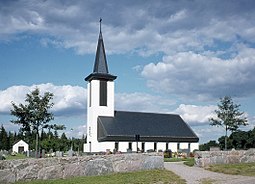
[115,142,119,151]
[142,142,145,152]
[128,142,132,150]
[177,143,180,150]
[100,80,107,106]
[154,142,157,151]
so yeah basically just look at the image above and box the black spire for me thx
[85,19,117,82]
[93,19,108,74]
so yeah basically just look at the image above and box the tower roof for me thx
[93,31,108,73]
[85,19,117,82]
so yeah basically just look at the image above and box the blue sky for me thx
[1,0,255,143]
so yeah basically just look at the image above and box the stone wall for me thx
[195,148,255,167]
[0,153,163,183]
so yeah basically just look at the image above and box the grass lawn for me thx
[164,157,195,167]
[164,157,184,162]
[206,162,255,176]
[199,178,216,184]
[183,158,195,167]
[15,169,186,184]
[6,153,27,160]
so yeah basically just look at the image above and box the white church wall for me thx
[145,142,154,151]
[191,143,199,151]
[157,143,165,151]
[85,80,115,153]
[180,143,188,149]
[84,141,199,153]
[118,142,129,152]
[169,143,177,152]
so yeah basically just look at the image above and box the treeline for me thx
[0,124,86,152]
[200,127,255,151]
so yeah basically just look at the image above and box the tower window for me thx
[100,80,107,106]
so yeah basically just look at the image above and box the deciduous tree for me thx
[209,96,248,150]
[10,88,55,157]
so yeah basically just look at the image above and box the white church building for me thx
[84,21,199,153]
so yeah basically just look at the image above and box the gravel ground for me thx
[164,162,255,184]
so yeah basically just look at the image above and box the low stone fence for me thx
[195,148,255,167]
[0,153,163,183]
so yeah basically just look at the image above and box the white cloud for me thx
[174,104,216,126]
[193,126,226,143]
[0,85,30,114]
[0,83,87,117]
[168,9,187,23]
[141,46,255,100]
[65,125,86,139]
[115,92,175,113]
[1,84,177,117]
[1,1,255,56]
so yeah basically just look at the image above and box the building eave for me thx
[85,73,117,82]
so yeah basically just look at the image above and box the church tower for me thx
[84,19,117,152]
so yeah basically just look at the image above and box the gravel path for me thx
[164,162,255,184]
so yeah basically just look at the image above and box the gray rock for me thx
[0,169,16,184]
[83,158,114,176]
[195,149,255,167]
[0,153,163,183]
[38,165,63,180]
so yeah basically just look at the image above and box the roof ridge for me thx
[114,110,180,116]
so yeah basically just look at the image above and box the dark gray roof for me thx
[98,111,199,143]
[94,31,108,74]
[85,30,116,81]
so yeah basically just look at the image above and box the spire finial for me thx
[99,18,102,32]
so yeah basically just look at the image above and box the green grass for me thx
[183,158,195,167]
[15,169,186,184]
[206,162,255,176]
[164,157,195,167]
[199,178,216,184]
[6,153,27,160]
[164,157,184,162]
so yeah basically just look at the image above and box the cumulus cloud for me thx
[0,83,87,117]
[1,1,255,55]
[115,92,175,113]
[141,46,255,100]
[1,83,178,117]
[65,125,86,138]
[174,104,216,126]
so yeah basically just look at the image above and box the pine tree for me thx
[0,125,8,150]
[8,131,15,150]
